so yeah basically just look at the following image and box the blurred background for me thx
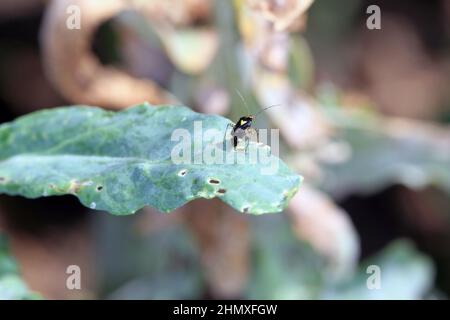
[0,0,449,299]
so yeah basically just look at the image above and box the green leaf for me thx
[323,240,434,299]
[245,217,435,300]
[326,125,450,196]
[246,214,327,299]
[0,275,41,300]
[96,215,203,299]
[315,98,450,197]
[0,235,18,276]
[0,103,301,215]
[0,235,41,300]
[288,36,315,90]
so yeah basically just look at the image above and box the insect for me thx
[224,91,280,151]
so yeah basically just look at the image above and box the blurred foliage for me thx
[248,215,434,299]
[94,213,435,299]
[95,215,203,299]
[0,235,40,299]
[0,0,449,300]
[315,87,450,198]
[324,240,434,299]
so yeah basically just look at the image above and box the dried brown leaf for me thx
[288,185,360,279]
[40,0,175,109]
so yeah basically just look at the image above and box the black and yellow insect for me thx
[224,91,279,150]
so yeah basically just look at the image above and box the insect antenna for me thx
[253,104,281,119]
[235,88,251,115]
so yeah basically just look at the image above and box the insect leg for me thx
[244,135,250,151]
[248,127,258,143]
[243,128,258,152]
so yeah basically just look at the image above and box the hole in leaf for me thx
[96,185,104,192]
[178,169,188,177]
[208,178,220,185]
[217,189,227,195]
[243,207,249,213]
